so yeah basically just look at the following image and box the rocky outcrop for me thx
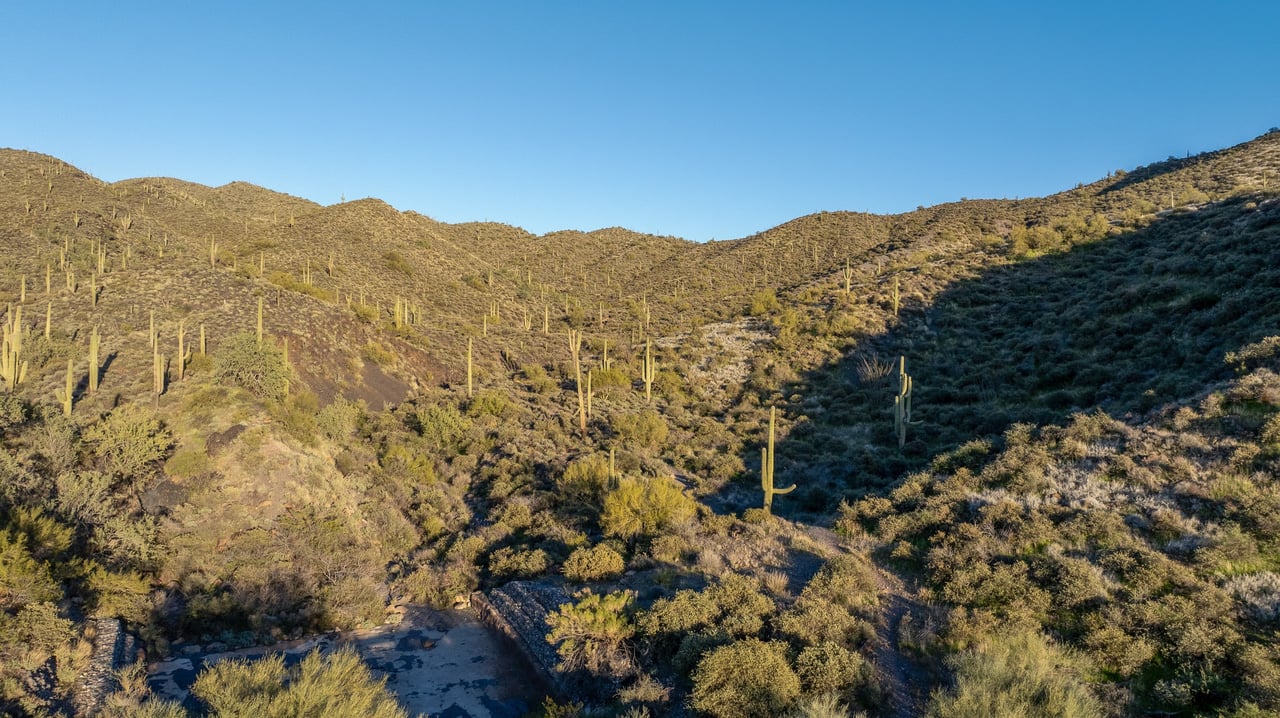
[472,581,574,699]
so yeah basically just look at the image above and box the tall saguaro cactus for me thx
[761,406,795,514]
[894,355,913,449]
[843,259,853,295]
[55,359,73,417]
[2,307,28,391]
[641,339,656,404]
[569,329,586,436]
[466,338,474,398]
[88,327,100,395]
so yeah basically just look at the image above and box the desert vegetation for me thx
[0,130,1278,716]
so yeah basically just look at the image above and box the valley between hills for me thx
[2,130,1280,717]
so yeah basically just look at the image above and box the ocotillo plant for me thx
[569,329,586,435]
[761,406,795,514]
[894,355,913,449]
[641,339,656,404]
[88,327,100,395]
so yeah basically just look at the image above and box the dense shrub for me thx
[83,403,171,480]
[926,631,1102,718]
[563,544,625,583]
[601,477,697,540]
[213,332,291,401]
[690,638,800,718]
[545,590,635,677]
[188,646,407,717]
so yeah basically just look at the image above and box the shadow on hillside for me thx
[756,193,1280,518]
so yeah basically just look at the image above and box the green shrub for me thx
[213,332,291,401]
[558,454,612,505]
[690,638,800,718]
[612,411,669,451]
[545,589,635,676]
[795,642,870,695]
[0,531,60,609]
[601,477,697,540]
[361,341,396,367]
[191,646,408,717]
[467,390,509,418]
[563,544,626,583]
[413,403,471,452]
[317,398,362,440]
[926,631,1102,718]
[83,403,172,481]
[488,547,549,579]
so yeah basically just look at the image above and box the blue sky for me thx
[2,2,1277,241]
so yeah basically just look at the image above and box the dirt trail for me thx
[868,567,931,718]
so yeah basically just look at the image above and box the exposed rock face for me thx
[472,581,576,699]
[73,618,137,716]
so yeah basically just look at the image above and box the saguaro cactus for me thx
[641,339,656,404]
[892,277,901,317]
[569,329,586,435]
[894,355,913,449]
[2,307,28,391]
[761,406,795,514]
[177,320,189,381]
[88,327,100,395]
[55,359,73,416]
[466,337,474,398]
[843,259,853,295]
[257,297,264,345]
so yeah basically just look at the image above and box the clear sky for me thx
[2,2,1277,242]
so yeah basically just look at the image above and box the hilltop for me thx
[0,130,1279,717]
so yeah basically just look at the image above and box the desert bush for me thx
[0,393,25,433]
[84,403,172,481]
[1226,572,1280,626]
[795,642,871,696]
[612,411,669,451]
[558,454,612,505]
[545,589,636,676]
[0,531,60,609]
[213,332,291,401]
[191,646,407,718]
[522,364,557,394]
[488,547,549,579]
[54,470,113,527]
[601,477,697,540]
[563,544,625,583]
[926,631,1102,718]
[413,403,471,452]
[690,638,800,718]
[317,398,362,440]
